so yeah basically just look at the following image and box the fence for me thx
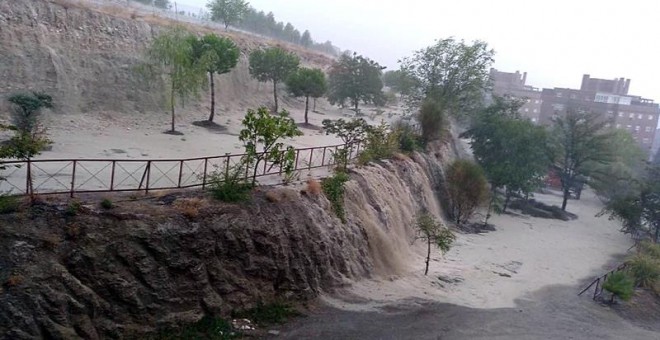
[577,262,628,300]
[0,142,360,197]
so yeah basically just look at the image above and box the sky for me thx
[178,0,660,102]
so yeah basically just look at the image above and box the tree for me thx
[399,38,494,117]
[418,99,446,143]
[239,107,303,185]
[382,70,416,97]
[248,47,300,113]
[446,160,489,224]
[144,27,207,133]
[322,118,371,171]
[206,0,250,30]
[8,92,53,136]
[465,96,551,215]
[153,0,170,9]
[285,68,327,125]
[550,109,615,211]
[300,30,312,48]
[414,213,456,275]
[327,53,385,114]
[190,34,239,122]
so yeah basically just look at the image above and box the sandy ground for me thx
[321,190,632,311]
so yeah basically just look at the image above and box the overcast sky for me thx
[178,0,659,101]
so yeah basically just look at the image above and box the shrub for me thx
[357,121,399,165]
[148,315,238,340]
[446,160,489,224]
[173,198,206,219]
[392,119,423,153]
[321,172,350,223]
[65,200,82,216]
[0,194,21,214]
[232,302,300,326]
[304,179,322,195]
[603,271,635,302]
[208,164,253,203]
[640,241,660,260]
[627,254,660,288]
[100,198,114,209]
[419,98,446,144]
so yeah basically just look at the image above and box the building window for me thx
[533,109,538,113]
[649,115,654,120]
[570,94,576,99]
[629,113,635,118]
[646,127,652,132]
[643,138,650,144]
[618,112,624,117]
[635,126,640,131]
[638,114,643,119]
[531,118,537,122]
[524,108,529,112]
[556,92,563,97]
[535,100,540,104]
[627,125,632,129]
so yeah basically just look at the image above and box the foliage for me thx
[321,171,350,223]
[391,119,423,153]
[382,70,416,97]
[239,107,303,185]
[134,0,170,9]
[627,254,660,288]
[0,194,21,214]
[100,198,114,210]
[300,30,312,47]
[357,121,399,165]
[189,34,239,122]
[414,212,456,275]
[399,38,494,117]
[418,98,446,143]
[206,0,250,29]
[249,47,300,112]
[285,67,327,124]
[208,163,253,202]
[640,241,660,260]
[446,160,489,224]
[465,96,551,212]
[550,108,615,211]
[603,271,635,302]
[148,316,238,340]
[65,200,82,216]
[232,302,300,326]
[8,92,53,135]
[327,53,385,113]
[322,118,371,171]
[144,27,207,132]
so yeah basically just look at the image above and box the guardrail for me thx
[577,262,628,300]
[0,142,361,197]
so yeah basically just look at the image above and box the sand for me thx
[323,189,633,310]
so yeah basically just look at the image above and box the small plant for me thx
[627,254,660,288]
[357,121,400,165]
[148,315,238,340]
[392,120,423,153]
[414,213,456,275]
[232,302,300,326]
[208,163,253,203]
[446,160,489,224]
[603,271,635,303]
[65,200,82,216]
[639,241,660,260]
[173,198,206,219]
[0,194,21,214]
[321,172,350,223]
[100,198,114,209]
[304,179,322,195]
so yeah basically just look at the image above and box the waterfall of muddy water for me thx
[343,154,446,277]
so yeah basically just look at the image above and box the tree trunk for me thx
[208,72,215,122]
[503,193,511,213]
[252,158,260,186]
[425,238,431,275]
[354,100,359,115]
[313,97,317,112]
[304,95,309,125]
[273,81,279,113]
[561,188,570,211]
[170,81,176,132]
[484,190,495,226]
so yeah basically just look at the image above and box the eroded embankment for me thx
[0,144,453,339]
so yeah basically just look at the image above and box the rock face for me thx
[0,146,454,339]
[0,0,333,115]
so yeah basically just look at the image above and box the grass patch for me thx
[321,172,350,223]
[0,194,21,214]
[628,254,660,288]
[65,200,82,216]
[208,165,253,203]
[148,316,239,340]
[100,198,114,209]
[232,302,300,326]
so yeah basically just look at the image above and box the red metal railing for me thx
[0,142,361,197]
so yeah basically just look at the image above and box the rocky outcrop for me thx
[0,145,453,339]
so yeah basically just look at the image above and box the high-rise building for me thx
[489,68,542,123]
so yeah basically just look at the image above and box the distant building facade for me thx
[490,68,542,123]
[539,74,659,154]
[652,128,660,162]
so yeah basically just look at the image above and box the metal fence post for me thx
[110,160,116,191]
[178,160,184,187]
[308,148,314,169]
[25,159,32,196]
[144,161,152,194]
[70,160,77,198]
[321,147,327,166]
[202,157,209,189]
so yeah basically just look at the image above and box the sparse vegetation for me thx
[322,118,370,171]
[65,200,82,216]
[100,198,114,210]
[357,121,399,165]
[392,120,423,153]
[0,195,21,214]
[232,301,300,326]
[285,67,327,124]
[418,98,446,144]
[148,315,238,340]
[206,0,250,30]
[446,160,489,224]
[327,53,385,114]
[414,212,456,275]
[321,171,350,223]
[208,164,253,202]
[603,271,635,303]
[304,179,322,195]
[248,47,300,112]
[173,197,206,219]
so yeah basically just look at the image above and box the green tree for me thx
[414,212,456,275]
[550,109,614,211]
[322,118,371,171]
[285,67,327,125]
[300,30,312,48]
[382,70,416,97]
[399,38,494,117]
[465,96,551,216]
[249,47,300,113]
[239,107,303,185]
[8,92,53,136]
[206,0,250,30]
[144,27,207,133]
[446,160,489,224]
[327,53,385,114]
[418,98,446,143]
[153,0,170,9]
[190,34,240,122]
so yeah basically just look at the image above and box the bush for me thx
[173,198,206,219]
[100,198,114,209]
[418,98,446,143]
[232,302,300,326]
[392,119,423,153]
[65,200,82,216]
[640,241,660,260]
[321,172,350,222]
[446,160,489,224]
[208,164,253,203]
[357,122,399,165]
[627,254,660,288]
[603,271,635,302]
[148,315,238,340]
[0,194,21,214]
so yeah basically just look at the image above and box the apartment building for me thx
[489,68,543,123]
